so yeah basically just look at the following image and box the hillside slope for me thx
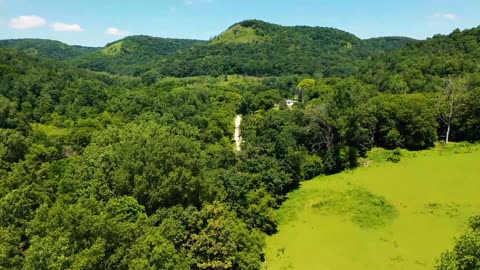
[360,26,480,93]
[363,36,415,53]
[152,20,413,78]
[0,48,116,129]
[68,35,206,75]
[0,20,412,77]
[0,39,99,61]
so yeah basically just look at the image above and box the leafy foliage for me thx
[312,187,396,228]
[360,26,480,93]
[0,22,480,269]
[0,39,99,60]
[149,20,411,78]
[0,20,412,78]
[437,213,480,270]
[69,35,206,75]
[363,36,415,53]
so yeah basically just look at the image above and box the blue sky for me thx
[0,0,479,47]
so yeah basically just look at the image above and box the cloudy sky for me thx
[0,0,478,47]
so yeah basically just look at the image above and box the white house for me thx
[286,99,297,108]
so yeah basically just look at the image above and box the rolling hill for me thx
[0,20,413,77]
[360,26,480,93]
[0,39,99,61]
[68,35,206,75]
[363,36,415,53]
[151,20,414,78]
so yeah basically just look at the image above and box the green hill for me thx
[0,48,115,129]
[0,21,412,77]
[68,35,206,75]
[211,23,268,44]
[0,39,99,61]
[363,36,415,53]
[152,20,413,78]
[360,26,480,93]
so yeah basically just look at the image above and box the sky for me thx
[0,0,479,47]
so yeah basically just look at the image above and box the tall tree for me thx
[297,78,316,102]
[436,77,467,144]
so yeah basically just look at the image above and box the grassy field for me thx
[212,24,266,44]
[265,144,480,270]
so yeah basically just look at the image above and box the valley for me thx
[1,6,480,269]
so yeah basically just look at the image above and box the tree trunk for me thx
[446,123,451,144]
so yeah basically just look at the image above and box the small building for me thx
[286,99,297,108]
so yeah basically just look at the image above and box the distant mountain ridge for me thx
[149,20,415,77]
[67,35,206,75]
[0,38,99,61]
[360,25,480,93]
[0,20,414,77]
[363,36,415,53]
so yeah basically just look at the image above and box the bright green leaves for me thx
[67,121,213,212]
[437,213,480,270]
[189,202,265,270]
[126,229,188,270]
[369,93,438,150]
[24,196,147,269]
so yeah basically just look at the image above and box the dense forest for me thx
[1,20,413,77]
[1,20,480,269]
[69,36,206,76]
[0,39,99,61]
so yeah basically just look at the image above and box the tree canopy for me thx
[0,21,480,269]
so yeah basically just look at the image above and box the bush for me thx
[436,213,480,270]
[385,128,403,149]
[386,148,402,163]
[302,154,324,180]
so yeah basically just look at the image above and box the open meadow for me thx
[265,144,480,270]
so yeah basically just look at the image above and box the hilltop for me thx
[0,20,413,77]
[68,35,206,75]
[360,26,480,94]
[152,20,413,77]
[0,39,99,61]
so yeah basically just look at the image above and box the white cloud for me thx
[443,13,457,20]
[51,22,84,32]
[9,15,47,29]
[170,7,177,13]
[432,13,458,21]
[105,27,129,36]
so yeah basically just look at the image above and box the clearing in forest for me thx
[265,144,480,270]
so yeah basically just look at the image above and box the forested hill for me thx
[68,35,206,75]
[360,26,480,93]
[149,20,413,78]
[363,36,415,53]
[0,20,412,77]
[0,39,99,61]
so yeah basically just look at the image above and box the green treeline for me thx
[0,39,99,61]
[1,21,480,269]
[0,20,412,77]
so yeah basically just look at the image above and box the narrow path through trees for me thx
[234,115,242,151]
